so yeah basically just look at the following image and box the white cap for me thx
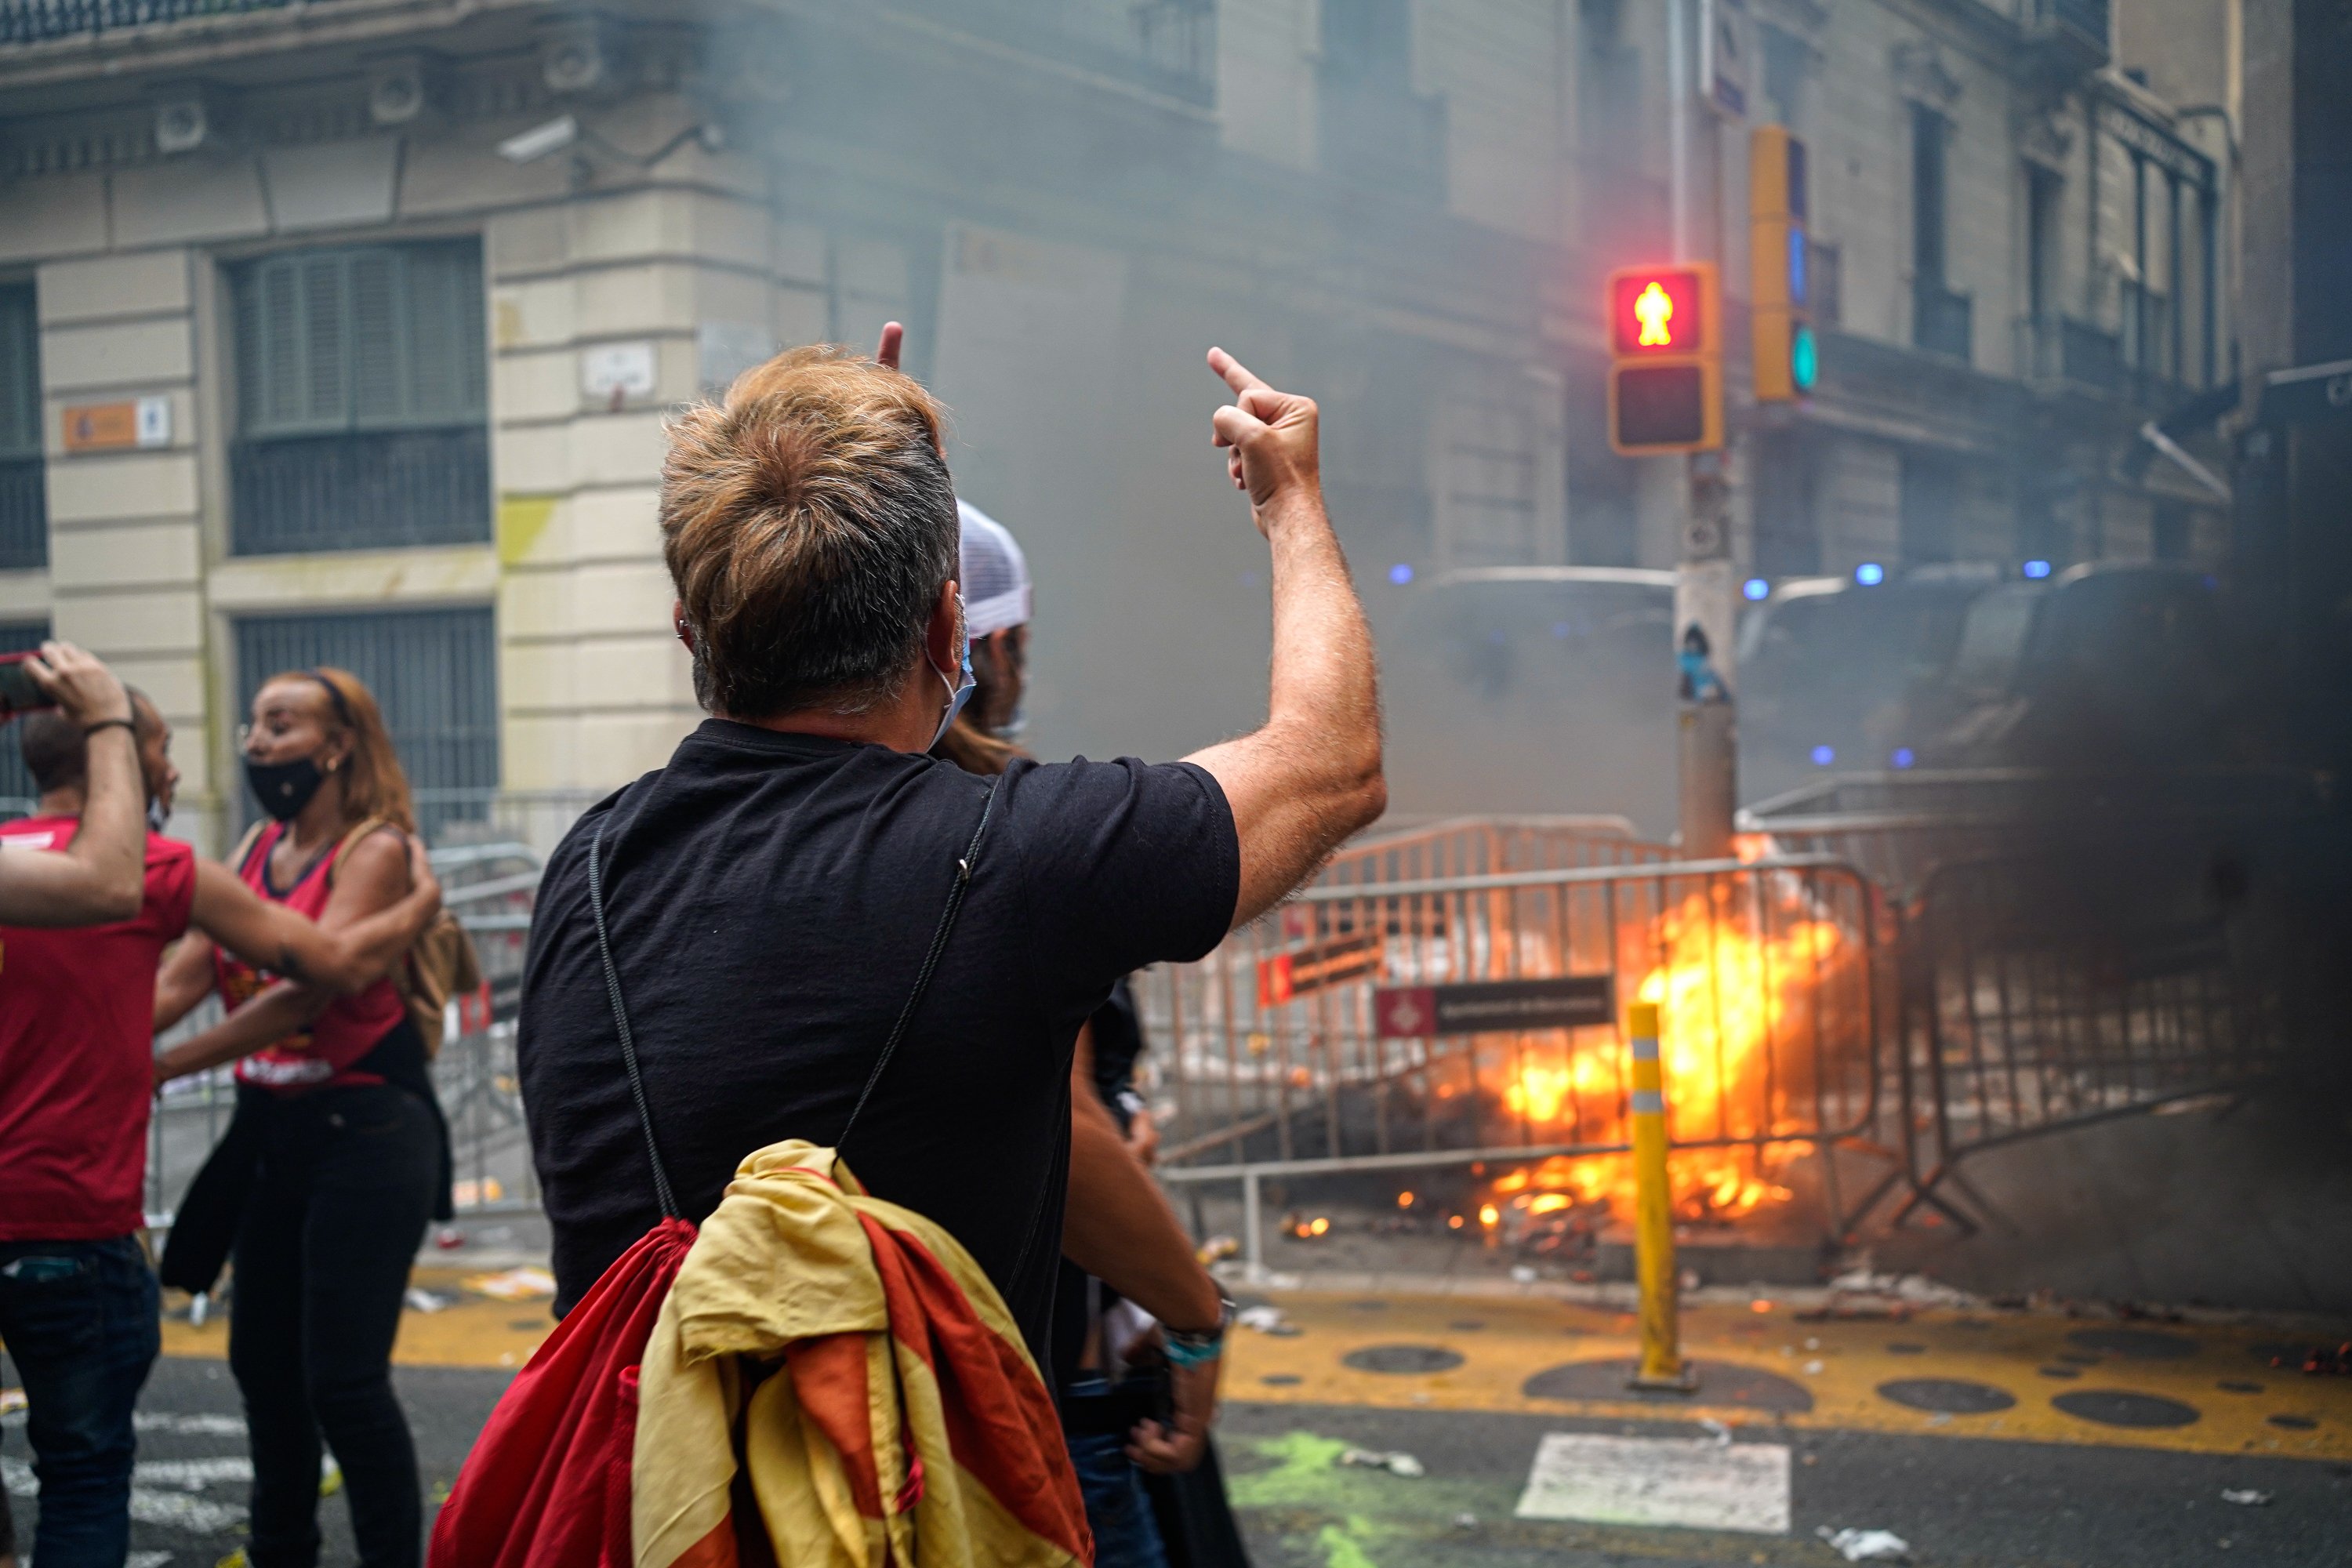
[957,499,1032,638]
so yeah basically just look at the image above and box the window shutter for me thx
[404,244,487,425]
[236,241,485,438]
[0,285,38,460]
[257,259,308,433]
[300,254,350,429]
[347,249,404,426]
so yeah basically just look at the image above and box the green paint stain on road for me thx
[1231,1432,1527,1566]
[1227,1432,1355,1508]
[1318,1521,1380,1568]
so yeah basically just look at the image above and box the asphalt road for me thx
[7,1359,2350,1568]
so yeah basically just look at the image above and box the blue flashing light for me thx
[1891,747,1916,770]
[1854,562,1886,586]
[1743,577,1771,602]
[2022,559,2052,579]
[1788,228,1808,309]
[1810,745,1836,768]
[1388,562,1414,586]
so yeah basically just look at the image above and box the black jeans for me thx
[0,1236,159,1568]
[227,1083,437,1568]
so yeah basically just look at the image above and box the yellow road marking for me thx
[160,1277,2352,1463]
[1225,1292,2352,1461]
[162,1270,554,1371]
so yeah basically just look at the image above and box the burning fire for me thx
[1481,879,1851,1229]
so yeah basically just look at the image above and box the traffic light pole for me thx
[1669,0,1737,862]
[1676,452,1737,860]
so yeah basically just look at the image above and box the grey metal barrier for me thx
[1847,849,2287,1232]
[1740,768,2332,900]
[1141,854,1891,1274]
[1311,813,1667,888]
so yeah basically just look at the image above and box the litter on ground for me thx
[463,1265,557,1301]
[1819,1526,1911,1562]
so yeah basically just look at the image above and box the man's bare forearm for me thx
[1265,489,1380,783]
[1064,1082,1221,1334]
[1185,353,1386,924]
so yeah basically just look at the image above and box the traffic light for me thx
[1751,125,1815,401]
[1606,262,1722,454]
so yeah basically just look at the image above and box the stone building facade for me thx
[0,0,2232,838]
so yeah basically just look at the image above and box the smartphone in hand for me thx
[0,652,56,718]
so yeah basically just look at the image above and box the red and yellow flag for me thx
[632,1141,1091,1568]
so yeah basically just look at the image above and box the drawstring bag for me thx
[429,781,998,1568]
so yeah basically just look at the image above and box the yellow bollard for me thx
[1627,1000,1696,1392]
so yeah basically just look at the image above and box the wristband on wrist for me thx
[82,717,136,738]
[1163,1294,1235,1367]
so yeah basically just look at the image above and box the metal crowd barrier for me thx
[1740,768,2332,899]
[131,800,2292,1263]
[1849,851,2288,1231]
[1142,853,1889,1272]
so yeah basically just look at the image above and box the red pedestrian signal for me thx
[1612,268,1708,355]
[1606,263,1722,454]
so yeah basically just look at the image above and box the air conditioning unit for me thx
[539,18,613,96]
[154,92,213,155]
[366,53,436,127]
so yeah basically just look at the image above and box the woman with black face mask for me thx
[152,667,445,1568]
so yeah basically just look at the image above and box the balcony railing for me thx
[2020,0,2110,74]
[0,0,315,45]
[230,426,489,557]
[1913,281,1973,364]
[0,458,44,569]
[2016,314,2124,394]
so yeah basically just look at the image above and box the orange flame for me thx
[1483,880,1847,1225]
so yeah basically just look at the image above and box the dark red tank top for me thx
[217,821,408,1094]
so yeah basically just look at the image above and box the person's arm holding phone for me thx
[0,642,145,927]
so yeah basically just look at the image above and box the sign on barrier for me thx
[1374,976,1615,1037]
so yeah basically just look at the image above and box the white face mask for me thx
[929,593,977,750]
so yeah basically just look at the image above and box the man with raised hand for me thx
[517,337,1382,1483]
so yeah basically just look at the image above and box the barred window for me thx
[0,283,45,571]
[230,242,490,555]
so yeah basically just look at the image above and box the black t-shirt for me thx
[516,719,1239,1362]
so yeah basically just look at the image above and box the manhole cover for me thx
[2065,1328,2198,1360]
[1886,1343,1928,1356]
[2053,1390,2201,1428]
[1343,1344,1464,1374]
[1878,1379,2017,1414]
[2216,1381,2263,1394]
[1449,1320,1487,1332]
[2038,1366,2081,1379]
[2267,1414,2318,1431]
[1522,1359,1813,1414]
[1260,1374,1302,1387]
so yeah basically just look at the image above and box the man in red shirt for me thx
[0,694,442,1568]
